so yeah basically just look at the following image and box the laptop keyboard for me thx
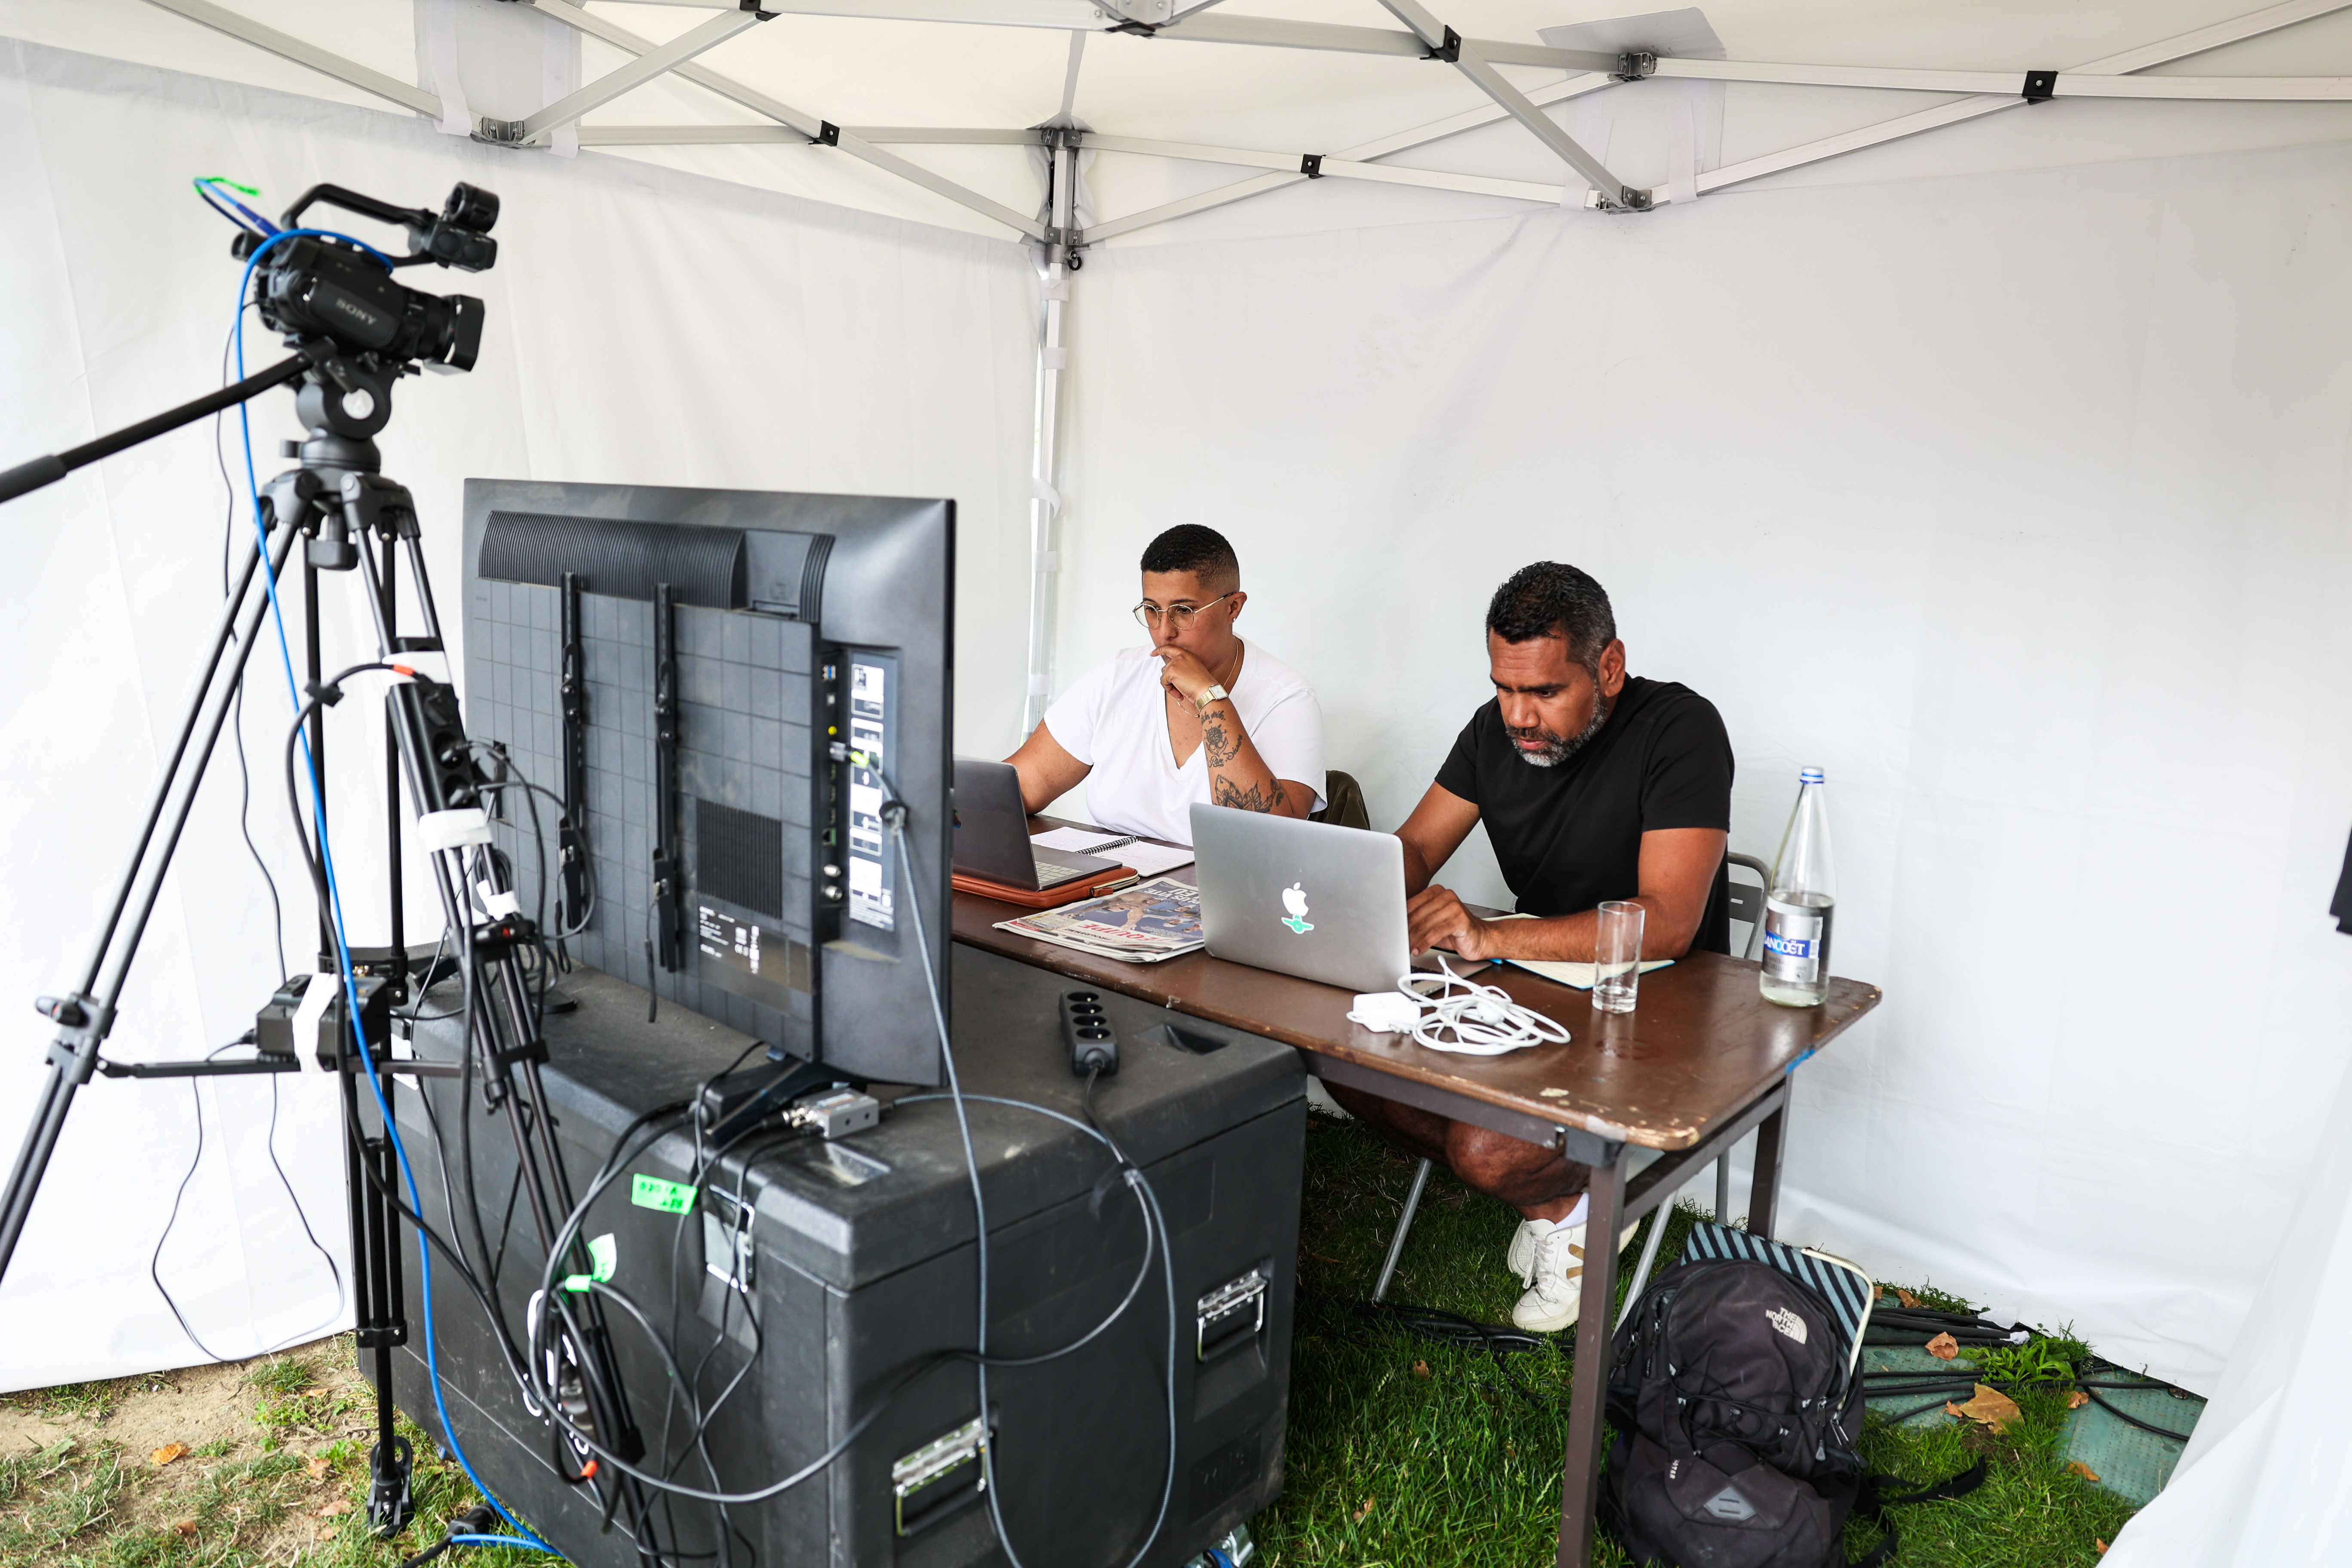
[1034,858,1090,888]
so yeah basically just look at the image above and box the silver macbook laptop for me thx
[1191,804,1414,994]
[953,758,1119,891]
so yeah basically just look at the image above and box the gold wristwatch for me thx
[1194,683,1229,716]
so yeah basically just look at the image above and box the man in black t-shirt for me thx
[1322,562,1733,1333]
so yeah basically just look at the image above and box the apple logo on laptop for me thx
[1281,882,1314,935]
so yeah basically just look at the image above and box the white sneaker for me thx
[1512,1222,1589,1332]
[1507,1218,1545,1285]
[1509,1214,1640,1286]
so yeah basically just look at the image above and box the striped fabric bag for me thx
[1677,1221,1877,1378]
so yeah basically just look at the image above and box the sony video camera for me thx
[234,182,499,374]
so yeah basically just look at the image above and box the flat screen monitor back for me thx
[461,480,952,1086]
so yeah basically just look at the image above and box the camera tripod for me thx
[0,353,656,1553]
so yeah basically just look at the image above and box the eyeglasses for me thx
[1132,591,1235,631]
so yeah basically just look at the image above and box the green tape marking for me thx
[631,1174,699,1215]
[561,1232,618,1294]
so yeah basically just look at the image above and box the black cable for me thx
[261,1067,347,1344]
[146,1040,348,1364]
[2078,1384,2196,1443]
[644,888,662,1023]
[508,1080,1172,1507]
[469,748,588,941]
[649,1044,771,1565]
[150,1044,241,1363]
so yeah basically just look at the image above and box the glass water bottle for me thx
[1760,767,1836,1007]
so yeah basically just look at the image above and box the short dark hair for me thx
[1139,525,1239,590]
[1486,562,1615,671]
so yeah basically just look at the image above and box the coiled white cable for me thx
[1346,956,1574,1055]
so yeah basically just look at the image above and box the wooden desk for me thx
[953,876,1880,1568]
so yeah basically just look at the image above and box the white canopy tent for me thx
[2,5,2349,1560]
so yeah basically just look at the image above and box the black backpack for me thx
[1600,1245,1983,1568]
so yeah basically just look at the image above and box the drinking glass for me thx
[1592,900,1644,1014]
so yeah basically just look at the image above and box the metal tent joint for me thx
[1424,26,1461,63]
[1097,0,1171,32]
[2023,69,2059,103]
[1038,126,1084,151]
[473,116,529,147]
[1300,153,1324,178]
[1616,51,1657,82]
[1603,186,1655,213]
[812,120,841,146]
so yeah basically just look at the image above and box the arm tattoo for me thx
[1212,775,1277,813]
[1201,710,1238,769]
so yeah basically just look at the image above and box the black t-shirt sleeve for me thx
[1433,704,1493,805]
[1639,693,1734,832]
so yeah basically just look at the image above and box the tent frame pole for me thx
[1697,0,2352,196]
[1371,0,1647,209]
[140,0,441,115]
[525,0,1047,239]
[1024,135,1076,735]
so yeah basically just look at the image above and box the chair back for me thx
[1725,851,1770,961]
[1311,770,1371,830]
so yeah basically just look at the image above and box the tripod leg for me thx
[343,1066,415,1535]
[0,520,300,1289]
[0,1057,89,1291]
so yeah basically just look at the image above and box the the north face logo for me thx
[1765,1306,1808,1344]
[1703,1485,1757,1522]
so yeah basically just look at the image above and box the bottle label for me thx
[1762,897,1831,987]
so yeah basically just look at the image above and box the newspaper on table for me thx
[995,876,1204,964]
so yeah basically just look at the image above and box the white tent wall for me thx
[1052,138,2352,1391]
[0,38,1038,1391]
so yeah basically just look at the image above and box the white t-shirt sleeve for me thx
[1245,685,1326,811]
[1038,656,1118,766]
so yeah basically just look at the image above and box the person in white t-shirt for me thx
[1006,526,1324,846]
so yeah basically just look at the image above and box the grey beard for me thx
[1511,690,1612,769]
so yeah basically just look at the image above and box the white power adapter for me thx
[1346,959,1571,1056]
[1346,991,1423,1034]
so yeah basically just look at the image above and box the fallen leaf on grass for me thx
[2067,1390,2091,1409]
[1354,1498,1375,1522]
[1873,1285,1884,1300]
[172,1519,197,1537]
[317,1499,352,1519]
[1410,1360,1430,1378]
[2067,1461,2101,1482]
[306,1455,332,1479]
[150,1443,189,1466]
[300,1386,331,1399]
[1925,1332,1960,1360]
[1896,1289,1922,1309]
[2095,1540,2108,1555]
[1944,1383,2024,1433]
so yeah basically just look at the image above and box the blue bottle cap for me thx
[1799,767,1825,783]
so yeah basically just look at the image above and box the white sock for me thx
[1546,1196,1590,1231]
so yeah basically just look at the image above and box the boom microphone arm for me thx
[0,354,309,505]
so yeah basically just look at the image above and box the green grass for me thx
[1253,1112,2141,1567]
[0,1353,549,1568]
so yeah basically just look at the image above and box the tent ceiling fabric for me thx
[4,0,2352,246]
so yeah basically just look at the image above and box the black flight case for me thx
[375,945,1305,1568]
